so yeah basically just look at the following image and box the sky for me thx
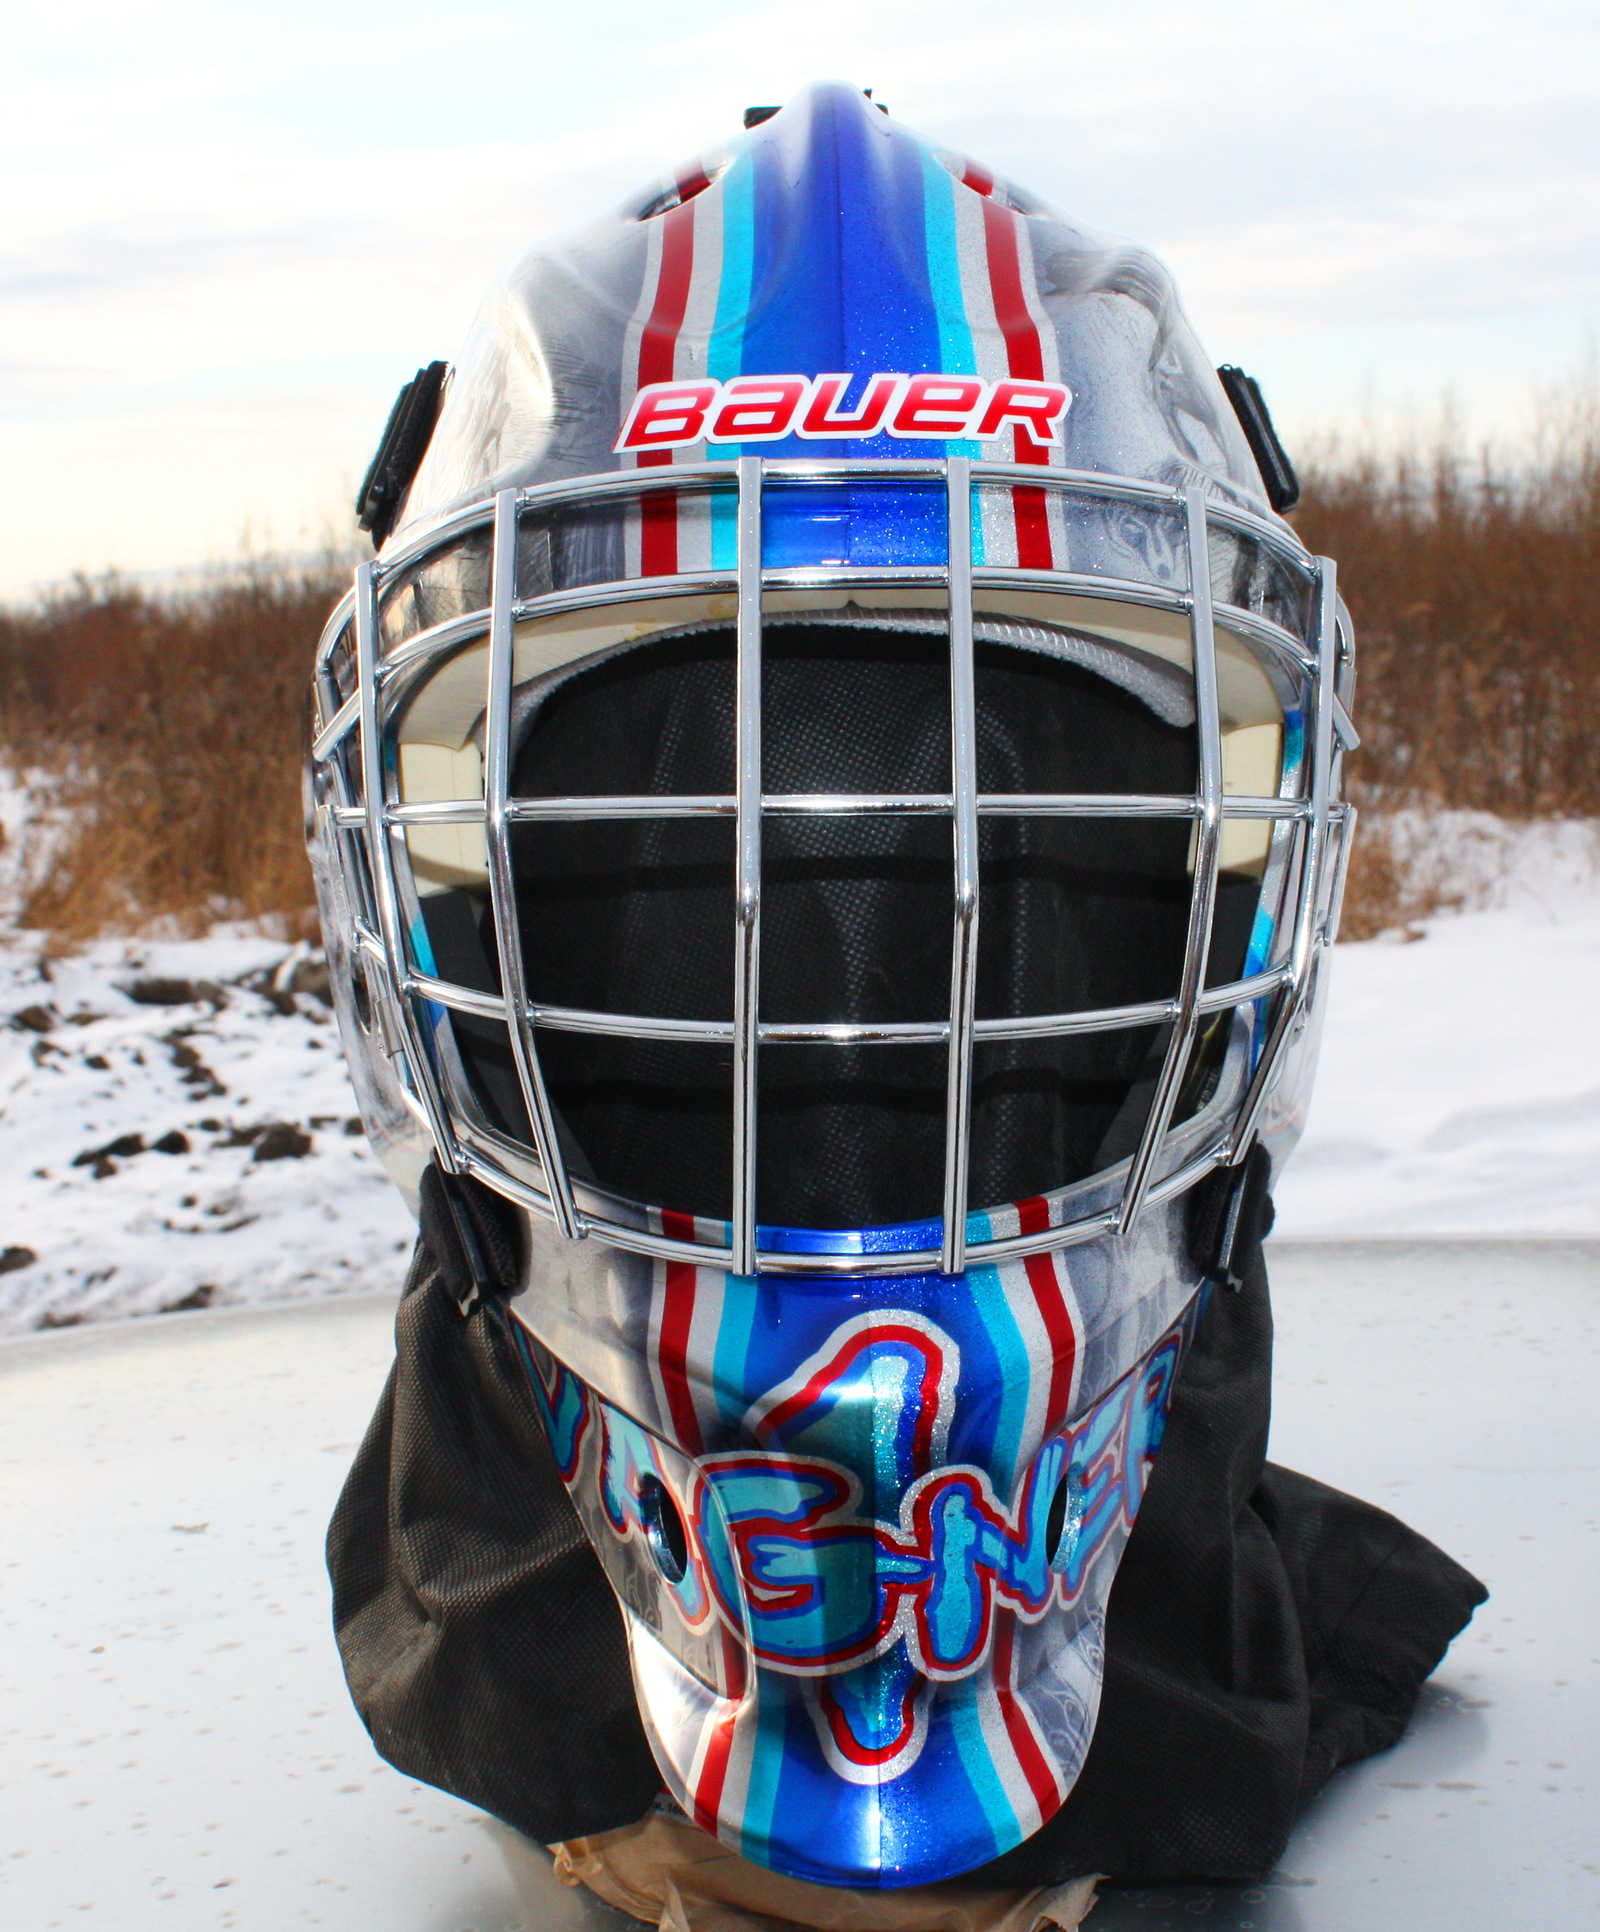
[3,0,1597,599]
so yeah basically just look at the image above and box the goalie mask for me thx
[308,81,1355,1888]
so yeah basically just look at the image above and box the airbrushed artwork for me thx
[310,79,1486,1902]
[513,1269,1191,1883]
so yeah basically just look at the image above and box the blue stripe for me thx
[754,1205,999,1258]
[1244,900,1275,978]
[408,914,439,976]
[1282,707,1305,781]
[1244,707,1303,1062]
[959,1205,1033,1491]
[732,88,949,569]
[769,1690,885,1883]
[408,913,449,1047]
[736,95,940,452]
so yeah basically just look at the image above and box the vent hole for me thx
[1045,1463,1084,1573]
[640,1475,690,1583]
[638,163,724,221]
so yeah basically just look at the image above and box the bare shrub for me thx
[0,566,343,938]
[1,394,1597,943]
[1293,392,1600,938]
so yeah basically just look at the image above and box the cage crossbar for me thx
[314,454,1339,1272]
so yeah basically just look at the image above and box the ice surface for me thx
[5,1247,1597,1928]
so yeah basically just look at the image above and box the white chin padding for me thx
[392,599,1285,896]
[624,604,1199,727]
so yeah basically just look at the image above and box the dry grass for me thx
[1294,398,1600,937]
[1,402,1597,944]
[0,565,345,939]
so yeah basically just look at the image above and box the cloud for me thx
[2,0,1598,592]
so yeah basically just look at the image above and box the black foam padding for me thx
[1187,1140,1276,1290]
[421,624,1259,1228]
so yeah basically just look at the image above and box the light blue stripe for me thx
[967,1262,1031,1492]
[918,152,981,396]
[708,156,757,568]
[1244,707,1302,1064]
[945,1678,1018,1855]
[1244,901,1275,978]
[961,1208,1031,1486]
[407,914,449,1050]
[708,154,757,382]
[736,1683,789,1864]
[711,1272,758,1429]
[918,148,985,566]
[1282,707,1306,782]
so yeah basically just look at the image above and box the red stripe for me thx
[657,1209,703,1454]
[636,200,698,574]
[756,1324,944,1468]
[1016,1197,1077,1434]
[977,197,1054,569]
[819,1677,918,1767]
[992,1614,1061,1816]
[979,199,1044,386]
[717,1622,748,1701]
[692,1704,738,1833]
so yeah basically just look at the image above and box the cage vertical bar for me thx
[1119,486,1225,1230]
[730,456,764,1275]
[352,559,463,1170]
[940,458,980,1275]
[1226,554,1341,1161]
[483,488,581,1239]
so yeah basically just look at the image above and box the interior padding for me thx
[420,623,1257,1231]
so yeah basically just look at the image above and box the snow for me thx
[0,929,413,1335]
[1273,819,1600,1236]
[0,797,1595,1331]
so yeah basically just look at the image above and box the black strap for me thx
[416,1164,521,1316]
[1188,1141,1276,1291]
[1217,366,1300,513]
[355,361,449,549]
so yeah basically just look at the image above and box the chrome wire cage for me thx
[309,457,1354,1277]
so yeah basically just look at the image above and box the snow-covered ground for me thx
[0,808,1595,1332]
[0,931,413,1334]
[1274,818,1600,1235]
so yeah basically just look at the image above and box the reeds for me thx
[0,565,344,938]
[1290,398,1600,935]
[1,400,1596,944]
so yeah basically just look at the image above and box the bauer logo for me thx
[614,373,1073,453]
